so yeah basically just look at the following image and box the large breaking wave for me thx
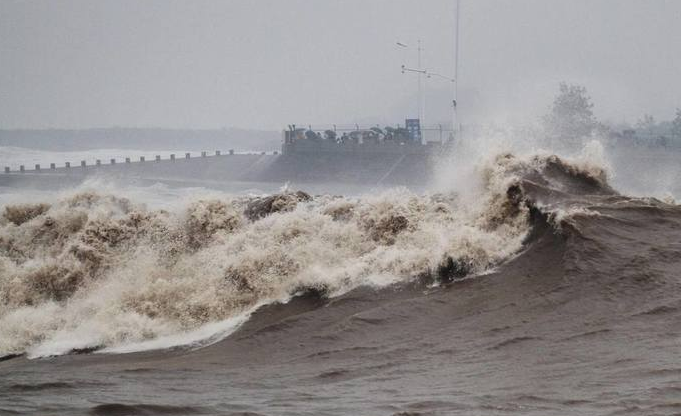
[0,152,616,358]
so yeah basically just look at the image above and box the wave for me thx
[88,403,207,415]
[0,151,639,358]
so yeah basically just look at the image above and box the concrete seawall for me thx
[2,146,680,195]
[0,150,437,190]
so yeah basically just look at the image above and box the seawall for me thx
[0,150,436,190]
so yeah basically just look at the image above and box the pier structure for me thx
[0,123,460,189]
[281,123,454,157]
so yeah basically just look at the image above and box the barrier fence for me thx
[288,124,456,144]
[2,149,283,173]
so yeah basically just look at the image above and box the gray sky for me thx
[1,0,680,130]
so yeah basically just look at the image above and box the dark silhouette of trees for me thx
[544,83,602,147]
[636,114,656,133]
[672,108,681,139]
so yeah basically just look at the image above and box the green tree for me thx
[636,114,656,132]
[672,108,681,139]
[544,83,600,146]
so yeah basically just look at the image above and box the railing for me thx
[2,149,282,173]
[285,123,456,145]
[290,123,454,132]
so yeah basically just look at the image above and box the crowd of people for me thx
[290,126,417,145]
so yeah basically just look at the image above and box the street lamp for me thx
[402,64,427,76]
[453,0,461,140]
[396,40,426,134]
[426,71,457,142]
[426,72,455,83]
[396,0,461,143]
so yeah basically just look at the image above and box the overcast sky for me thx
[1,0,680,130]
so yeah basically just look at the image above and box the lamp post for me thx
[426,72,456,143]
[453,0,461,140]
[396,0,461,144]
[397,40,426,130]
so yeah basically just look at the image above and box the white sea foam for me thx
[2,152,605,358]
[96,302,263,356]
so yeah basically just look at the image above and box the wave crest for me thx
[0,152,609,357]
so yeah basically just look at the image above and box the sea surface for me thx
[1,145,680,416]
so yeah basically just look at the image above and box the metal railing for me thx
[289,123,454,133]
[1,149,284,173]
[285,124,456,144]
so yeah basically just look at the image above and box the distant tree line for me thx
[543,82,681,148]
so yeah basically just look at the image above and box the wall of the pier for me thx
[0,148,439,189]
[281,138,445,157]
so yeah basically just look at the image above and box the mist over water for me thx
[436,124,681,201]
